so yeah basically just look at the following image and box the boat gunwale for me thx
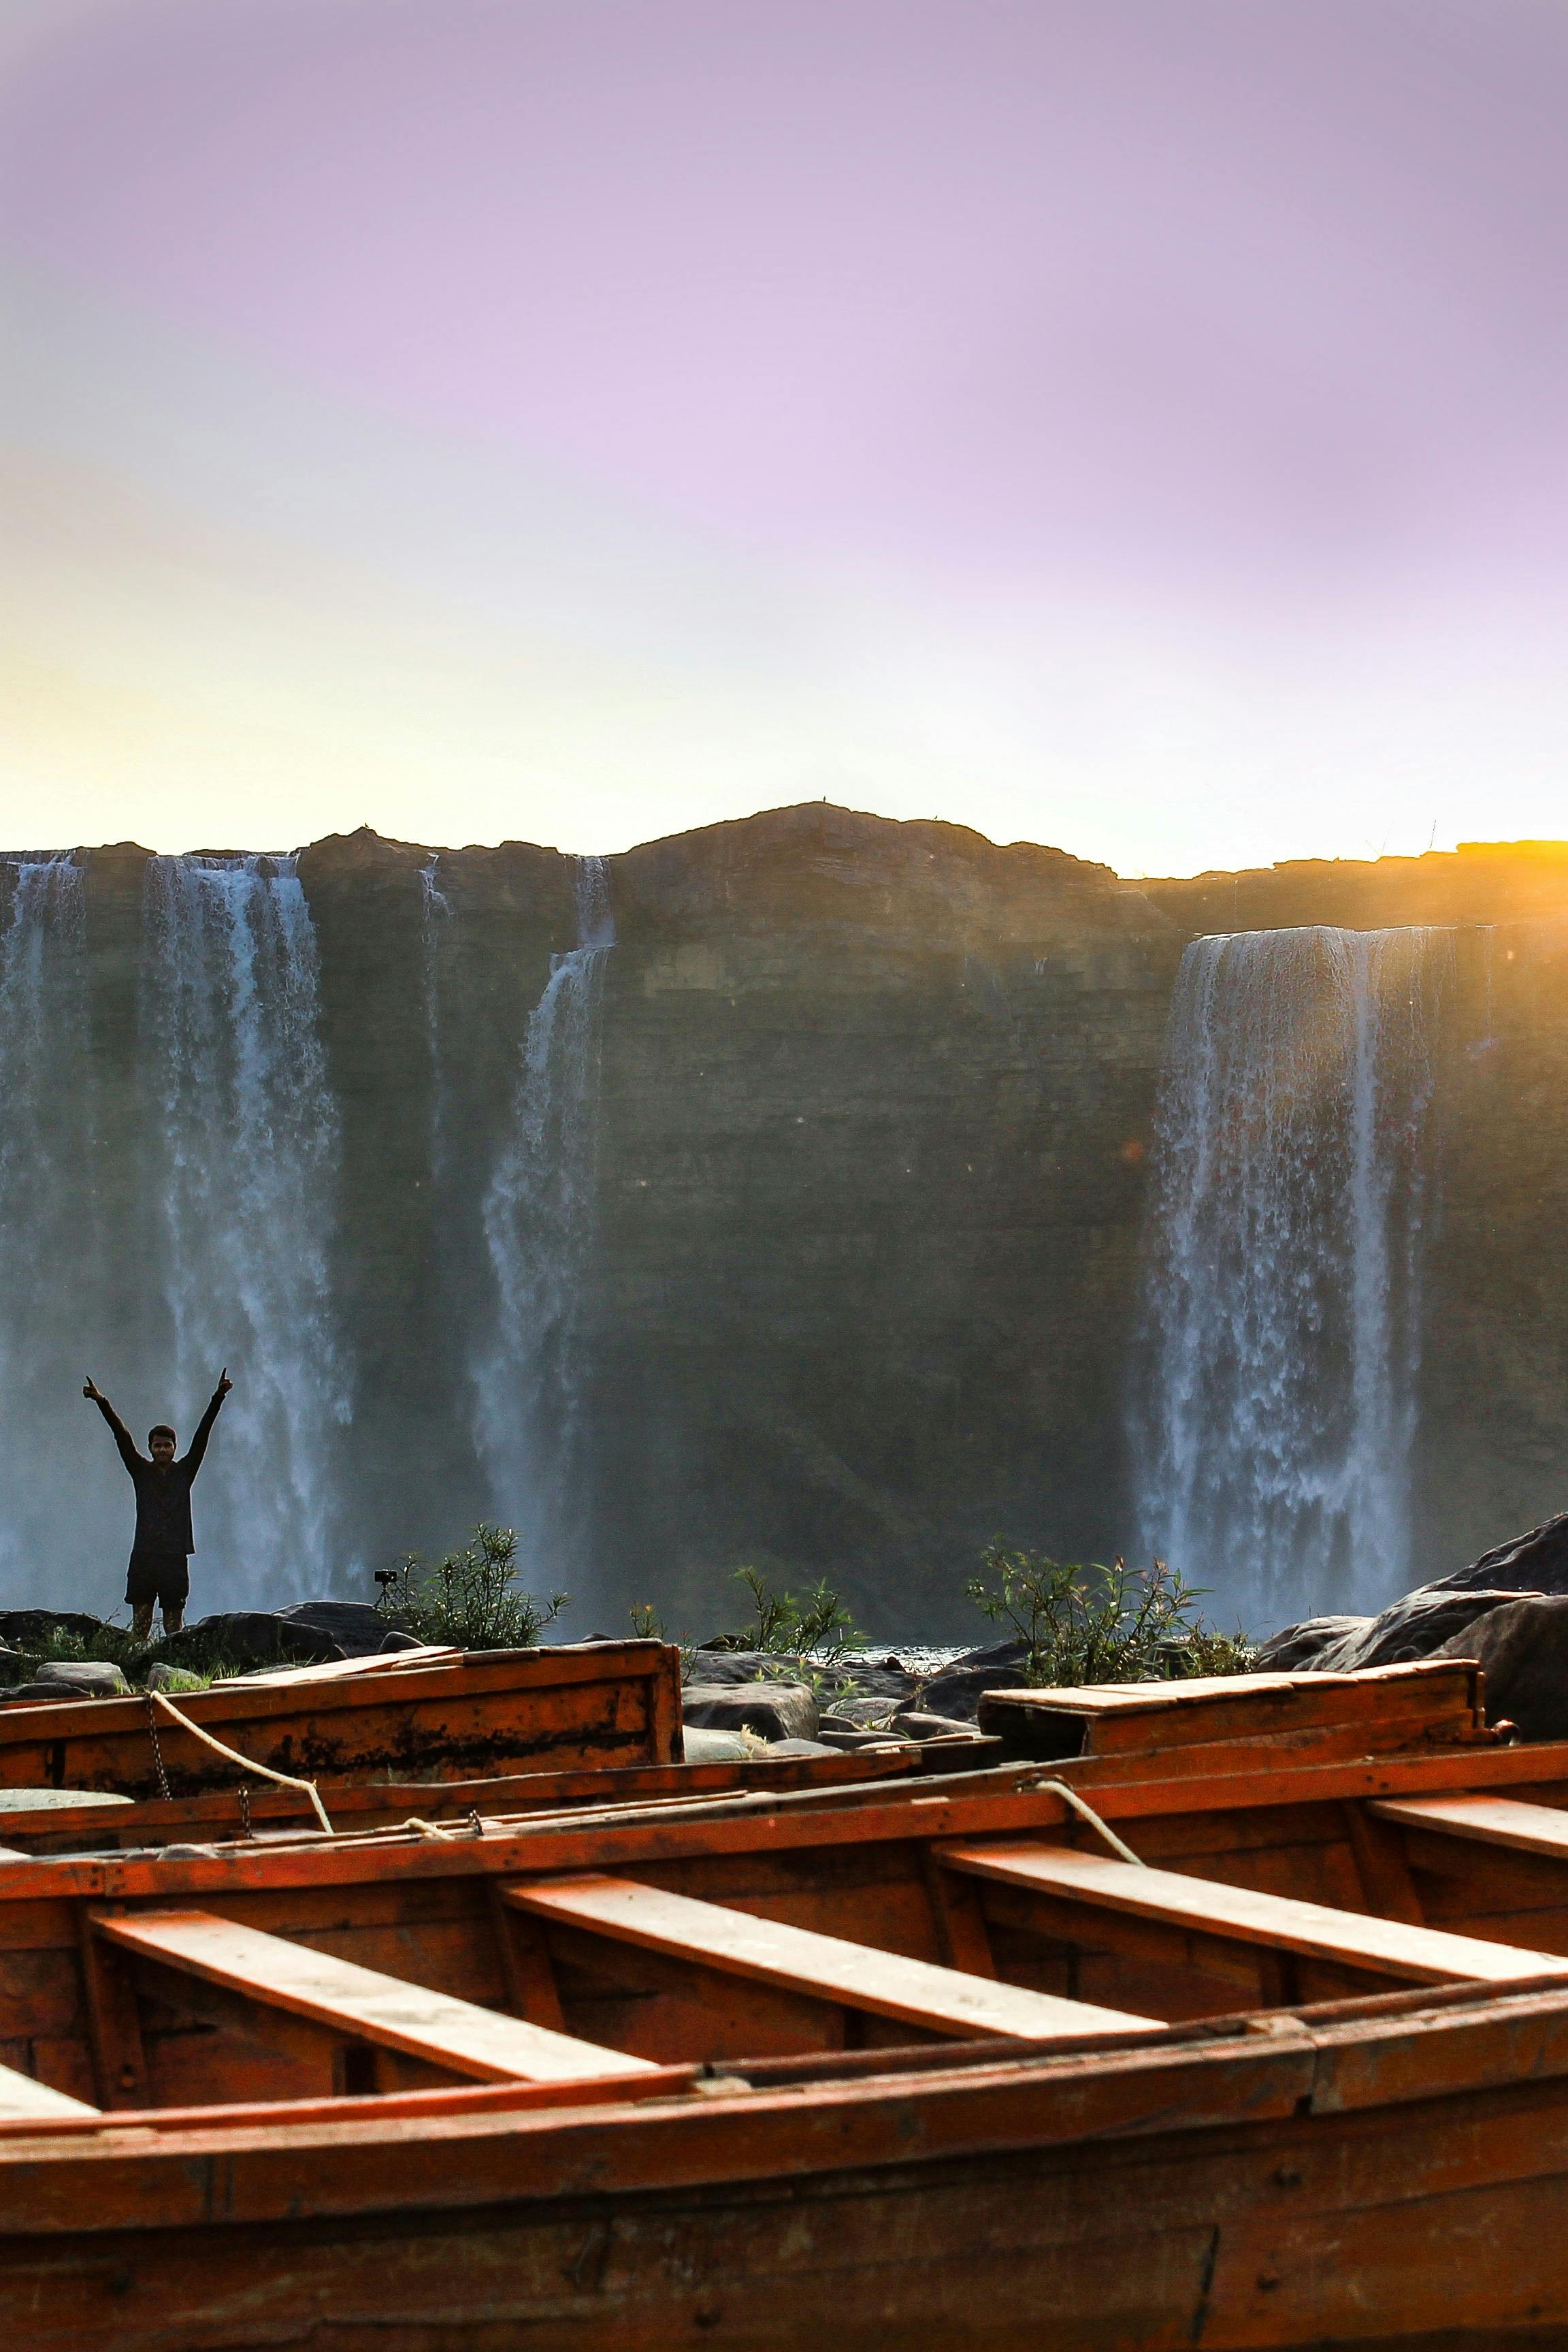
[2,1972,1568,2232]
[9,1733,1568,1905]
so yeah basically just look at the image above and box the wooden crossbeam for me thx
[95,1910,656,2084]
[504,1873,1162,2040]
[936,1841,1568,1986]
[1371,1794,1568,1862]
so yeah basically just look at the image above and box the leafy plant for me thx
[964,1546,1251,1688]
[628,1602,668,1642]
[719,1566,864,1663]
[375,1524,567,1652]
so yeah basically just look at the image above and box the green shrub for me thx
[376,1524,567,1652]
[964,1546,1253,1687]
[0,1620,257,1692]
[708,1566,863,1663]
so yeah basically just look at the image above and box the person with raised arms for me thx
[82,1369,233,1641]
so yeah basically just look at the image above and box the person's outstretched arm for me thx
[83,1377,142,1473]
[182,1368,233,1475]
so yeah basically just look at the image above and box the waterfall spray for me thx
[474,856,613,1583]
[1131,926,1450,1629]
[0,858,91,1593]
[141,856,348,1603]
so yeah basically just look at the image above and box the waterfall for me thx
[474,856,613,1583]
[420,854,452,1171]
[1131,926,1450,1630]
[141,856,348,1604]
[0,858,93,1595]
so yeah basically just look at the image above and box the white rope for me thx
[1023,1776,1147,1867]
[149,1690,334,1835]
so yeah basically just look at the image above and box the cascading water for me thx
[141,856,348,1604]
[0,858,93,1594]
[1131,926,1450,1630]
[474,856,613,1585]
[420,854,453,1171]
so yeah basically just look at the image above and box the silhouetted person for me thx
[82,1370,233,1641]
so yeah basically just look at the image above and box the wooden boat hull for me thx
[0,1664,1563,2348]
[4,1980,1568,2349]
[0,1639,682,1800]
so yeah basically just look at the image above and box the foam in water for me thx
[0,858,91,1592]
[1131,925,1450,1630]
[474,856,613,1585]
[141,856,348,1603]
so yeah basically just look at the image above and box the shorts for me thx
[125,1553,190,1609]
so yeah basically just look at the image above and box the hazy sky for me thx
[3,0,1568,870]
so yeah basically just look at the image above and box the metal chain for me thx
[238,1783,254,1840]
[144,1693,172,1802]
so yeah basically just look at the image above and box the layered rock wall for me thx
[29,816,1568,1634]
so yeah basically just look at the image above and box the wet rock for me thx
[1433,1595,1568,1740]
[681,1682,819,1743]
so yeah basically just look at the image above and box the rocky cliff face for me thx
[297,805,1183,1634]
[19,815,1568,1637]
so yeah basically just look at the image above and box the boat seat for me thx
[1369,1794,1568,1863]
[504,1873,1163,2040]
[95,1909,657,2084]
[935,1841,1568,1985]
[0,2064,98,2120]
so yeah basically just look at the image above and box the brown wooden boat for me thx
[2,1658,1568,2348]
[0,1637,683,1803]
[0,1738,956,1853]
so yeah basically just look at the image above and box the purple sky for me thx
[3,0,1568,865]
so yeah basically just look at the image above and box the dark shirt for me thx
[95,1387,227,1557]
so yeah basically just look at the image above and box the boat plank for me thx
[94,1910,654,2084]
[936,1841,1568,1984]
[504,1872,1162,2040]
[1371,1792,1568,1862]
[0,2059,96,2120]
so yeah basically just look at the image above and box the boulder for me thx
[146,1662,204,1694]
[680,1725,757,1762]
[888,1709,986,1741]
[681,1681,819,1743]
[0,1611,103,1650]
[278,1600,408,1656]
[915,1637,1033,1725]
[31,1658,131,1697]
[1432,1595,1568,1741]
[1426,1511,1568,1598]
[159,1611,346,1673]
[1257,1592,1530,1676]
[1252,1615,1371,1672]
